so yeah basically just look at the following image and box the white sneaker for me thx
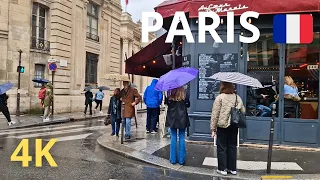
[217,170,227,176]
[43,118,50,122]
[7,121,15,126]
[229,170,237,175]
[151,131,157,134]
[99,111,103,116]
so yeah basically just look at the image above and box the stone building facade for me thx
[0,0,155,114]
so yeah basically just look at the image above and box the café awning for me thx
[155,0,320,18]
[125,33,182,78]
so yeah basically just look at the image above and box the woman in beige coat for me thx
[210,82,245,176]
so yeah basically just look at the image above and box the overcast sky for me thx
[120,0,164,22]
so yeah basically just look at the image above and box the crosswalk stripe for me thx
[6,126,107,139]
[44,133,93,142]
[202,157,303,171]
[0,125,85,136]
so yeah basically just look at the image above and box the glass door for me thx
[280,32,320,145]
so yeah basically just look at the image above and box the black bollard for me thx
[267,103,276,173]
[121,102,125,144]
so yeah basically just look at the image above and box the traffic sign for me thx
[48,58,56,63]
[48,62,57,71]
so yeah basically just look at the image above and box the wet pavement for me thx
[0,118,233,180]
[97,112,320,179]
[153,144,320,174]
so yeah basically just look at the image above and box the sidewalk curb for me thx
[97,134,250,180]
[2,109,147,130]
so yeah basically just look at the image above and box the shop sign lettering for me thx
[198,3,249,13]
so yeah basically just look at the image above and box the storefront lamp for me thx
[143,65,146,68]
[152,60,156,64]
[179,41,182,45]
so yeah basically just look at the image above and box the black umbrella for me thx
[98,86,110,91]
[32,78,49,84]
[84,86,93,91]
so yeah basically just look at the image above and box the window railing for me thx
[31,37,50,52]
[86,32,99,42]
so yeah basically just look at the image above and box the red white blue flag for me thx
[273,14,313,44]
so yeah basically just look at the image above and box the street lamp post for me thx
[16,49,22,116]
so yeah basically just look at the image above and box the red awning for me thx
[155,0,320,18]
[125,33,182,78]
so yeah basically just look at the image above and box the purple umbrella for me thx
[155,67,198,91]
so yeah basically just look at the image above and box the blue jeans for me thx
[125,118,131,137]
[111,114,120,135]
[257,105,271,117]
[169,128,186,165]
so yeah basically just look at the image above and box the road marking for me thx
[261,176,293,179]
[202,157,303,171]
[44,133,93,142]
[0,125,85,136]
[6,126,107,139]
[97,119,105,122]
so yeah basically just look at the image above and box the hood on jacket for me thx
[150,79,158,86]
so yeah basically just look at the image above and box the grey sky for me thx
[120,0,167,37]
[120,0,164,22]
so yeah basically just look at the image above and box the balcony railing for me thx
[31,37,50,52]
[86,32,99,42]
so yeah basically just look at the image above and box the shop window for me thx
[246,34,279,117]
[86,2,99,42]
[284,32,320,120]
[31,3,50,52]
[85,52,98,85]
[34,64,45,87]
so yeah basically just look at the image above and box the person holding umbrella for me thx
[209,72,262,175]
[84,86,93,116]
[155,67,198,165]
[0,82,15,126]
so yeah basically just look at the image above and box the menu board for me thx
[182,54,191,93]
[198,53,238,100]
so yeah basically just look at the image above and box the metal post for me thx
[267,103,276,173]
[171,41,175,69]
[121,102,125,144]
[51,71,54,117]
[16,50,22,116]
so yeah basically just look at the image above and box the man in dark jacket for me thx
[0,93,15,126]
[143,79,163,134]
[84,90,93,116]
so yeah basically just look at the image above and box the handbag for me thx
[104,115,111,126]
[230,94,246,128]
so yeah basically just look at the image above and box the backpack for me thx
[38,88,46,100]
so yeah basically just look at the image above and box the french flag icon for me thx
[273,14,313,44]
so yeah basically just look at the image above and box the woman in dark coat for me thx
[84,90,93,116]
[165,86,189,165]
[108,88,121,136]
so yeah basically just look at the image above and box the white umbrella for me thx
[209,72,263,88]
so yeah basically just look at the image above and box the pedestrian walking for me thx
[38,84,47,114]
[0,93,15,126]
[120,81,141,139]
[108,88,121,137]
[84,89,93,116]
[94,89,104,116]
[210,82,245,176]
[143,79,163,134]
[165,87,189,165]
[43,83,53,122]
